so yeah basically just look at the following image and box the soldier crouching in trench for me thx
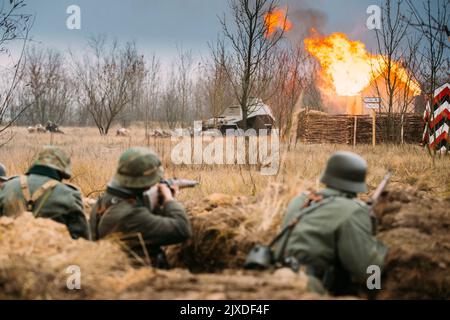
[245,151,388,296]
[0,146,90,240]
[89,147,192,268]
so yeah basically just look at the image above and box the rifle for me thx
[161,178,199,190]
[367,171,392,234]
[107,178,199,212]
[143,178,199,211]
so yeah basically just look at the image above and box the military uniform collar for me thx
[321,188,356,198]
[27,165,62,181]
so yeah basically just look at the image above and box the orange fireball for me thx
[304,33,421,97]
[264,8,292,37]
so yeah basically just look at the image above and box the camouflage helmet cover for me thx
[320,151,368,194]
[32,146,72,179]
[113,147,163,189]
[0,163,6,181]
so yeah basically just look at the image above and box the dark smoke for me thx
[284,1,328,43]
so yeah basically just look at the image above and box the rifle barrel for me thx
[164,178,199,189]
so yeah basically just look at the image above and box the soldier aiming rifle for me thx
[90,147,195,268]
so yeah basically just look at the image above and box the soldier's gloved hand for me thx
[170,184,179,197]
[158,183,175,205]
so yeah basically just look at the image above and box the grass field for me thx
[1,125,449,299]
[1,126,448,202]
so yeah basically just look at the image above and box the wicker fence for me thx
[296,110,424,144]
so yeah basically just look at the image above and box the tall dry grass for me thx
[1,126,449,205]
[1,126,449,299]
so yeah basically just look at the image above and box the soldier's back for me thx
[90,192,138,241]
[0,174,89,239]
[276,188,371,268]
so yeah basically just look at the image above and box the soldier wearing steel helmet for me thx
[0,146,89,239]
[89,147,192,268]
[273,151,388,295]
[0,163,7,185]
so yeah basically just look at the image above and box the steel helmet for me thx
[113,147,163,189]
[31,146,72,179]
[320,151,368,193]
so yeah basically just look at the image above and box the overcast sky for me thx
[18,1,385,56]
[2,0,442,68]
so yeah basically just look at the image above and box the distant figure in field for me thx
[36,124,47,133]
[116,128,130,137]
[151,129,171,138]
[45,121,64,134]
[0,146,89,240]
[27,124,47,134]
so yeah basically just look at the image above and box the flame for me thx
[264,8,292,37]
[304,32,421,97]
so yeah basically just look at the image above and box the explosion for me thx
[264,8,292,37]
[304,33,421,97]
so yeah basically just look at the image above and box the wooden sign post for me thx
[363,97,381,147]
[371,108,376,147]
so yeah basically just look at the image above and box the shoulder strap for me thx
[270,194,335,247]
[31,180,59,203]
[19,175,58,214]
[272,194,336,262]
[19,175,32,205]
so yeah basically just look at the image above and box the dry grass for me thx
[0,212,320,299]
[1,126,449,202]
[1,126,449,299]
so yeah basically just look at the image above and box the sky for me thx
[1,0,441,68]
[14,1,384,56]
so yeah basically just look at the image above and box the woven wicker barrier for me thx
[296,110,424,144]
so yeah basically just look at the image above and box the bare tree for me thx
[144,53,161,139]
[0,0,33,137]
[72,37,144,135]
[405,0,449,152]
[18,47,72,125]
[161,67,179,129]
[398,35,423,143]
[214,0,287,129]
[406,0,449,93]
[269,44,313,139]
[301,73,323,111]
[203,41,234,123]
[119,51,146,127]
[373,0,412,142]
[158,48,196,129]
[175,47,194,126]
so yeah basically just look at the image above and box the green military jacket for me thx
[90,191,192,264]
[273,188,388,293]
[0,173,89,240]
